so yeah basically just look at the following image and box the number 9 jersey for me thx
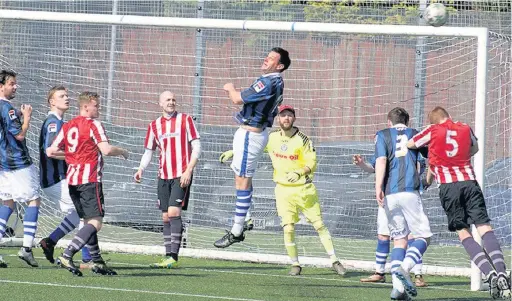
[51,116,109,185]
[375,124,422,195]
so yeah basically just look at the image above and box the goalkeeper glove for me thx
[286,169,304,183]
[219,150,234,164]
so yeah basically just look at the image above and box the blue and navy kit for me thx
[374,125,423,195]
[39,112,67,188]
[236,73,284,129]
[0,99,32,170]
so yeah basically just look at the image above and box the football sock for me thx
[403,238,428,273]
[63,224,96,259]
[462,236,494,278]
[390,247,406,291]
[23,206,39,249]
[231,189,252,237]
[49,209,80,243]
[482,231,507,274]
[163,221,172,256]
[78,221,92,262]
[170,216,183,261]
[85,232,102,261]
[375,238,390,274]
[0,206,13,238]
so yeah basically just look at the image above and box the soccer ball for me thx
[424,3,448,27]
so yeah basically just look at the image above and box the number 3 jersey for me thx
[51,116,109,185]
[375,124,421,195]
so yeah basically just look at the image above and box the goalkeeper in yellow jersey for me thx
[220,105,346,276]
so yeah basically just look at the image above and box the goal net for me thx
[0,10,509,282]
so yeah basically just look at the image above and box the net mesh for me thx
[0,15,509,274]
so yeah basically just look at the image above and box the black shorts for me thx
[69,182,105,219]
[438,180,490,232]
[157,177,191,211]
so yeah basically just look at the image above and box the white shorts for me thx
[230,127,269,178]
[384,191,433,240]
[0,164,40,203]
[377,206,390,236]
[42,180,75,213]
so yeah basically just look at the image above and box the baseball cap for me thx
[278,104,295,115]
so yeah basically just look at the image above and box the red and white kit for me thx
[52,116,108,185]
[412,119,477,184]
[144,113,199,179]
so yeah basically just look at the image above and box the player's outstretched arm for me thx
[48,149,65,160]
[374,157,387,207]
[223,83,243,105]
[97,142,129,159]
[47,127,65,158]
[353,154,375,173]
[421,167,434,190]
[180,139,201,188]
[46,145,62,158]
[406,139,418,149]
[408,125,433,150]
[134,148,153,183]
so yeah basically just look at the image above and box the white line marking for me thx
[0,279,266,301]
[108,261,486,294]
[9,255,487,295]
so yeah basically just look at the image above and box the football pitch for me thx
[0,248,487,301]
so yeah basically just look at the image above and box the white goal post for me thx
[0,9,494,292]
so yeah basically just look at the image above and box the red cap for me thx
[278,104,295,115]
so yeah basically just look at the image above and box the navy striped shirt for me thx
[39,112,67,188]
[0,99,32,170]
[374,124,421,195]
[236,73,284,129]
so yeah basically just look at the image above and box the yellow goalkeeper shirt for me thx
[265,127,317,186]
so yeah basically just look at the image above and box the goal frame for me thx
[0,9,489,291]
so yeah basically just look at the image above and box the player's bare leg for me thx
[214,176,251,248]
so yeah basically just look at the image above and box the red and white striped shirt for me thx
[52,116,109,185]
[412,119,477,184]
[144,112,199,180]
